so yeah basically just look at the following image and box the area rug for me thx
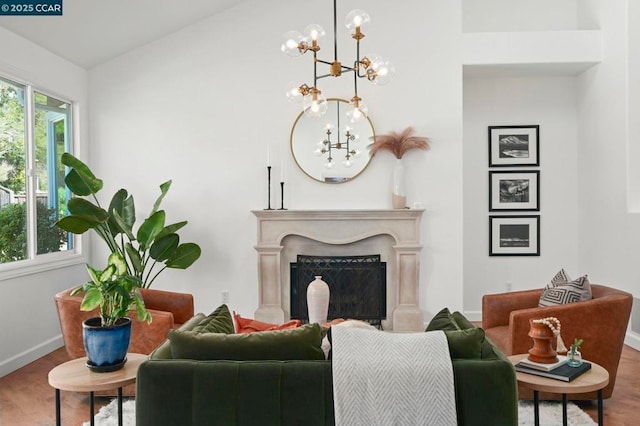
[86,398,596,425]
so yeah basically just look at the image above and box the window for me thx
[0,75,73,266]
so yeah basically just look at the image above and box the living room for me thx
[0,0,639,423]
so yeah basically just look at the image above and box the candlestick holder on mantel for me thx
[278,181,288,210]
[264,166,274,210]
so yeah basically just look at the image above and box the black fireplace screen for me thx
[290,254,386,327]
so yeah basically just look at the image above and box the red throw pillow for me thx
[233,311,302,334]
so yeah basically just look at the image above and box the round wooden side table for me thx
[48,353,146,426]
[509,354,609,426]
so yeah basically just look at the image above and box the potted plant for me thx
[74,252,152,371]
[56,153,201,288]
[568,338,584,367]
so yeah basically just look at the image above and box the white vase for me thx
[392,158,406,209]
[307,276,330,325]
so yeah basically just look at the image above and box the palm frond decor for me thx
[368,127,430,159]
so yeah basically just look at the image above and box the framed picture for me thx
[488,125,539,167]
[489,170,540,211]
[489,215,540,256]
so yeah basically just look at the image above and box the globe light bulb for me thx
[325,159,335,169]
[346,101,369,123]
[304,24,326,42]
[303,91,328,117]
[345,10,371,32]
[281,31,304,57]
[314,147,324,156]
[342,157,353,168]
[353,149,362,158]
[367,56,395,86]
[285,82,305,103]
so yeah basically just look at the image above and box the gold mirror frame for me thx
[290,98,375,184]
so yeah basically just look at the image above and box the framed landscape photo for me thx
[489,215,540,256]
[488,125,539,167]
[489,170,540,211]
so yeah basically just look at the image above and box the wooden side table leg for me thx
[118,387,123,426]
[562,394,568,426]
[598,389,604,425]
[534,390,540,426]
[55,388,61,426]
[90,391,95,426]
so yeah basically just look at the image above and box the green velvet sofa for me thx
[136,311,518,426]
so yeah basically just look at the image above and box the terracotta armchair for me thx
[482,284,632,400]
[55,286,194,359]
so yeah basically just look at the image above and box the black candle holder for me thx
[264,166,274,210]
[278,181,288,210]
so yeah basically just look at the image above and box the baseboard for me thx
[624,330,640,351]
[0,335,63,378]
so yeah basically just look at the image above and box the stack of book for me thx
[515,355,592,382]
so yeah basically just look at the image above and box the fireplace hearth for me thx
[291,255,387,327]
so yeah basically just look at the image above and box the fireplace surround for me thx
[252,209,424,331]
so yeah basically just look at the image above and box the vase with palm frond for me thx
[368,127,430,209]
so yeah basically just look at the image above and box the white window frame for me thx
[0,74,84,279]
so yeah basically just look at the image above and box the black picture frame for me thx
[489,215,540,256]
[488,125,539,167]
[489,170,540,211]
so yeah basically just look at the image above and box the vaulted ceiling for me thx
[0,0,246,69]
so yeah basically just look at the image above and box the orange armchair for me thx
[55,286,194,359]
[482,284,632,400]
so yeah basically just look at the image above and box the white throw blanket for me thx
[331,326,457,426]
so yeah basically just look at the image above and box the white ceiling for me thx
[0,0,246,69]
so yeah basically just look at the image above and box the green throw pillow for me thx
[169,323,325,361]
[451,311,474,330]
[425,307,461,332]
[443,327,485,359]
[192,304,235,334]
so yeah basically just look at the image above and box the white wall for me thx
[0,26,89,377]
[462,0,578,32]
[463,77,579,314]
[576,1,640,348]
[88,0,464,320]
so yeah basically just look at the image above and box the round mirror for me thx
[290,98,375,183]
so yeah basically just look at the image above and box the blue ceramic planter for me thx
[83,317,131,371]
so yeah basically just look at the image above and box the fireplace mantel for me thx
[252,209,425,331]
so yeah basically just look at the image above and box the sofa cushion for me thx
[192,304,234,334]
[443,328,486,359]
[539,270,592,307]
[425,307,460,331]
[168,323,324,361]
[149,313,206,360]
[232,311,302,333]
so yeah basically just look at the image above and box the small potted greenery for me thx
[74,252,152,371]
[568,338,584,367]
[56,153,201,289]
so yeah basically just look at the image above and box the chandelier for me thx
[281,0,395,122]
[314,101,361,169]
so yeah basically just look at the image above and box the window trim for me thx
[0,73,81,276]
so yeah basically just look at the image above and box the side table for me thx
[48,353,146,426]
[509,354,609,426]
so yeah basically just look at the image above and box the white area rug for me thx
[87,398,596,425]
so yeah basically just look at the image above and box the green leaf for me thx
[56,216,94,234]
[155,221,187,241]
[151,180,171,216]
[99,264,117,282]
[61,153,103,196]
[107,189,135,236]
[166,243,201,269]
[112,209,136,241]
[137,210,165,251]
[67,198,109,224]
[149,233,179,262]
[80,287,103,311]
[108,252,128,276]
[125,242,143,275]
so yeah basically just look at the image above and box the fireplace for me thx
[252,209,425,331]
[290,254,387,327]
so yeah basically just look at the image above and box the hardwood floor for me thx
[1,345,639,425]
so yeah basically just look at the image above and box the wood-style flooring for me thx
[1,345,639,425]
